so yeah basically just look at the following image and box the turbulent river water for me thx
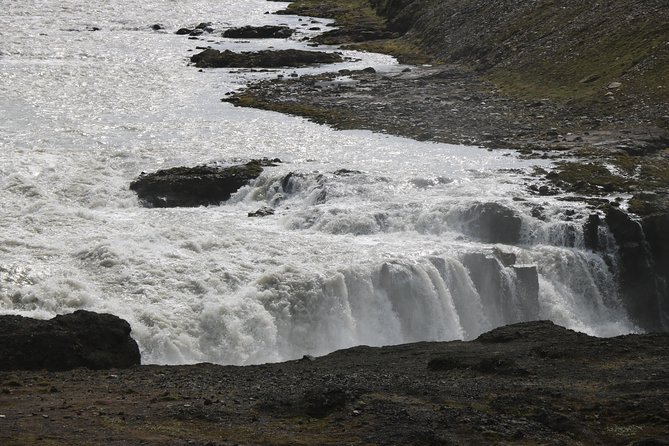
[0,0,638,365]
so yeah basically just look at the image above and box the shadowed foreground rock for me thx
[190,48,343,68]
[1,321,668,445]
[0,310,140,371]
[130,159,278,208]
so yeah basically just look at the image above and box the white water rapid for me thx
[0,0,638,365]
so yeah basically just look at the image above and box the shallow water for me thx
[0,0,637,364]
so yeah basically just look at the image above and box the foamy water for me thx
[0,0,637,364]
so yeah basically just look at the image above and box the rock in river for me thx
[190,48,344,69]
[223,25,294,39]
[457,202,523,244]
[130,159,278,208]
[0,310,140,371]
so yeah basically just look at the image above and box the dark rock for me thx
[583,213,601,251]
[333,168,363,176]
[538,185,558,196]
[531,205,545,221]
[176,28,193,35]
[0,310,140,371]
[458,202,522,244]
[189,29,204,36]
[605,207,669,331]
[190,48,344,69]
[130,159,277,208]
[195,22,212,30]
[492,247,516,266]
[151,24,163,31]
[248,206,275,217]
[639,212,669,330]
[223,25,294,39]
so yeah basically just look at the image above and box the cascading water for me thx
[0,0,638,365]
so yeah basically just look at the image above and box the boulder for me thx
[130,159,278,208]
[223,25,294,39]
[248,206,275,217]
[0,310,140,371]
[458,202,522,244]
[190,48,344,69]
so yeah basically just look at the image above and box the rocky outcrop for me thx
[604,207,669,332]
[190,49,343,69]
[457,202,522,244]
[0,310,140,371]
[130,159,278,208]
[223,25,293,39]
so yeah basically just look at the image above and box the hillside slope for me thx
[372,0,669,108]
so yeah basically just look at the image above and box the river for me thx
[0,0,637,364]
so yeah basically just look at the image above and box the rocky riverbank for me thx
[218,0,669,331]
[2,320,668,445]
[223,0,669,216]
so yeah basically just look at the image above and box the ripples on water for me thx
[0,0,637,364]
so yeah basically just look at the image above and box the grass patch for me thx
[281,0,385,30]
[487,14,669,103]
[344,37,434,65]
[230,92,361,128]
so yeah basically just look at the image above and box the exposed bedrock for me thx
[190,48,344,69]
[129,159,279,208]
[455,202,522,245]
[0,310,140,371]
[222,25,294,39]
[600,207,669,332]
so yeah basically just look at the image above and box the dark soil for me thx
[2,321,668,445]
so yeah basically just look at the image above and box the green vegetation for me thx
[281,0,385,31]
[229,90,362,128]
[344,37,434,65]
[488,20,669,104]
[550,152,669,213]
